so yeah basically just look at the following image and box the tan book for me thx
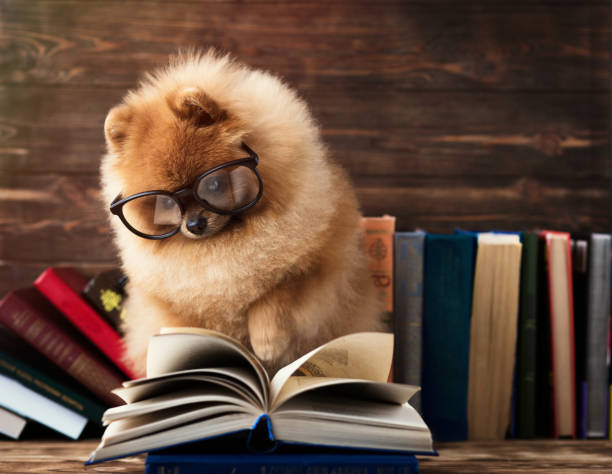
[468,233,522,440]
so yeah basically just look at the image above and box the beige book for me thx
[468,233,523,440]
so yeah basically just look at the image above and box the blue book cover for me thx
[422,233,475,441]
[145,452,420,474]
[394,231,425,413]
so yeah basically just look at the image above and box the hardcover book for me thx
[34,267,137,379]
[81,269,128,334]
[584,234,611,438]
[0,288,126,406]
[0,372,87,439]
[422,233,475,441]
[516,232,540,438]
[467,233,522,440]
[572,237,589,438]
[393,231,425,413]
[361,216,396,332]
[87,329,433,464]
[0,325,107,425]
[145,452,420,474]
[540,231,576,438]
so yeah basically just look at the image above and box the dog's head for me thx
[104,83,263,241]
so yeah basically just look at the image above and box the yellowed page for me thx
[270,332,393,402]
[271,376,417,410]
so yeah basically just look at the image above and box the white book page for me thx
[149,328,269,405]
[104,387,259,423]
[89,413,256,464]
[101,403,252,447]
[119,368,264,408]
[273,396,427,431]
[270,332,393,401]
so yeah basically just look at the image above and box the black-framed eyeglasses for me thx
[110,143,263,240]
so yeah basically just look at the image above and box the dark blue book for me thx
[145,452,420,474]
[393,231,425,413]
[422,233,475,441]
[145,454,419,474]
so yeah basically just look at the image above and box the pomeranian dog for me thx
[100,50,383,376]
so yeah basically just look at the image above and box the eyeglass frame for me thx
[109,143,263,240]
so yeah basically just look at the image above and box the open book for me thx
[87,328,433,463]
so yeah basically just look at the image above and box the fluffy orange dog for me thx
[101,50,383,375]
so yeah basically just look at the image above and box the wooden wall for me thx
[1,1,610,293]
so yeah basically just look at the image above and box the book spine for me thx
[572,238,589,439]
[422,234,475,441]
[0,350,106,425]
[361,216,396,332]
[516,233,539,438]
[542,231,577,438]
[393,231,424,413]
[0,292,124,406]
[34,268,136,379]
[586,234,611,437]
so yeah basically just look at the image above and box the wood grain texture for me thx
[0,440,611,473]
[0,0,610,293]
[0,2,609,90]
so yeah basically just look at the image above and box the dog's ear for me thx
[104,104,132,153]
[169,87,226,128]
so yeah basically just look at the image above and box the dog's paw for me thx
[250,331,289,362]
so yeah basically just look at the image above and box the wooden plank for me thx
[0,440,611,473]
[0,2,609,90]
[0,173,608,264]
[0,261,118,296]
[1,86,609,179]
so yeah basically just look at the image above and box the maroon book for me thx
[0,288,125,406]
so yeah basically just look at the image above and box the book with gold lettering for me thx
[0,288,125,407]
[87,329,433,464]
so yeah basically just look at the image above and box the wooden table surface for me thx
[1,440,611,473]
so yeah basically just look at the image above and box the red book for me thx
[0,288,124,406]
[540,231,576,438]
[34,267,137,379]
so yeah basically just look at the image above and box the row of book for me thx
[361,216,611,441]
[0,268,135,440]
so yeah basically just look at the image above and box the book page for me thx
[114,372,263,408]
[273,395,427,431]
[121,367,265,409]
[271,377,417,410]
[104,386,259,423]
[270,332,393,400]
[101,403,250,446]
[147,328,269,405]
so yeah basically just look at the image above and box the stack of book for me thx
[0,267,136,440]
[360,217,611,442]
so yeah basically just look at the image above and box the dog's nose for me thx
[186,216,208,235]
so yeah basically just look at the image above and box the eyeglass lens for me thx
[122,194,182,236]
[196,165,260,212]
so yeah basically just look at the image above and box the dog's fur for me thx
[101,50,383,375]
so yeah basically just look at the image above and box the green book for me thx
[0,325,107,426]
[515,232,539,438]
